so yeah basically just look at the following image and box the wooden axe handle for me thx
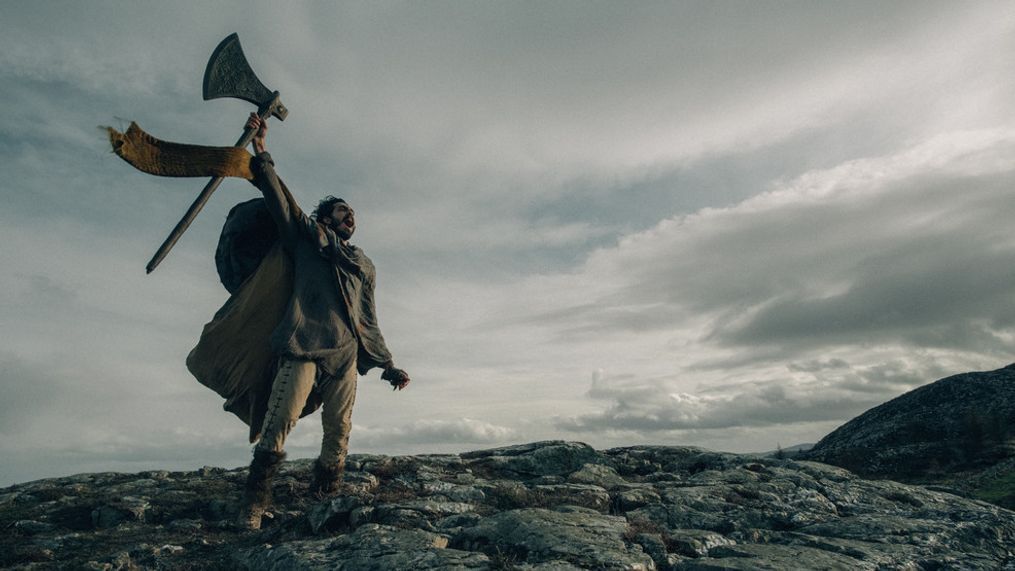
[145,94,280,274]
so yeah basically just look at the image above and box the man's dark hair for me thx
[312,195,347,222]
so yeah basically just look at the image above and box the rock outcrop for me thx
[3,441,1015,569]
[801,363,1015,506]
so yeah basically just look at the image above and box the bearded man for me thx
[233,113,411,529]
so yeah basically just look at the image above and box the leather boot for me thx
[309,458,344,499]
[238,448,285,530]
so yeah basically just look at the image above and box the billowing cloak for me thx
[108,123,322,442]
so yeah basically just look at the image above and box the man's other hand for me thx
[382,367,411,391]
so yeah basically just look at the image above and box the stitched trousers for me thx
[255,357,358,466]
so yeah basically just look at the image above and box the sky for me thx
[2,1,1015,485]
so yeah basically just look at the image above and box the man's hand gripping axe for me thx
[145,33,288,274]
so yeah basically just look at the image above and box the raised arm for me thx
[246,114,320,249]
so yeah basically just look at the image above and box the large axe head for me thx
[203,33,288,120]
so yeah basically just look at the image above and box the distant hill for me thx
[757,443,814,458]
[801,363,1015,506]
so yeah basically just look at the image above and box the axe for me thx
[146,33,288,274]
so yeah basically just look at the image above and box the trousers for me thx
[255,357,358,466]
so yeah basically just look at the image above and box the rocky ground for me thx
[4,441,1015,570]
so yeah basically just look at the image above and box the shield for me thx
[215,198,279,294]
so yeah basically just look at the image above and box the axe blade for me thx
[203,33,288,120]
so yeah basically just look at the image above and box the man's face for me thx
[329,202,355,240]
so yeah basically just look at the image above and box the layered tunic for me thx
[250,152,392,378]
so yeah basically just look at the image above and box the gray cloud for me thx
[0,348,254,483]
[558,359,938,433]
[787,359,851,373]
[0,355,59,434]
[352,418,516,448]
[514,135,1015,367]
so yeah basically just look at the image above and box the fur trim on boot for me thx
[309,458,344,499]
[238,448,286,530]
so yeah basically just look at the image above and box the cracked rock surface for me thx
[2,441,1014,569]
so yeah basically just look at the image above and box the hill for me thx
[801,363,1015,507]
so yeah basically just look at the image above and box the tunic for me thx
[250,152,393,378]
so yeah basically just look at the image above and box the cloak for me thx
[186,239,324,442]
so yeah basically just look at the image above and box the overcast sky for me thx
[3,1,1015,485]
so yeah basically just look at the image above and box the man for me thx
[238,113,410,530]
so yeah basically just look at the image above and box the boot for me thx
[309,458,345,499]
[238,448,286,530]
